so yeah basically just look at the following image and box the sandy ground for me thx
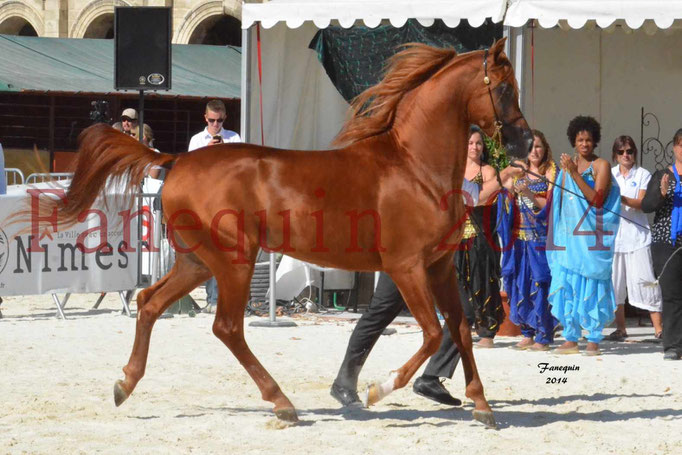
[1,291,681,455]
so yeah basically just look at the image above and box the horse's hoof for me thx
[113,380,130,407]
[472,410,497,429]
[274,407,299,422]
[364,384,380,407]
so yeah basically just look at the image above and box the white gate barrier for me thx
[0,180,140,319]
[4,168,25,186]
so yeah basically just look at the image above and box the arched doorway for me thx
[188,15,241,46]
[83,13,114,39]
[0,16,38,36]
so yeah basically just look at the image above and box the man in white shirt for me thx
[188,100,240,151]
[188,100,241,313]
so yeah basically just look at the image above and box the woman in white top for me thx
[608,135,662,340]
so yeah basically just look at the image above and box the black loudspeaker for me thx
[114,7,172,91]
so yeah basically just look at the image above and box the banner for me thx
[0,182,139,296]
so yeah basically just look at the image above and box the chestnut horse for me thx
[49,38,532,428]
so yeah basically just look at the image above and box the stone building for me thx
[0,0,242,45]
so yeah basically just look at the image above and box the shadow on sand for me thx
[194,390,680,429]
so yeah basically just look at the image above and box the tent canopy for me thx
[0,34,241,98]
[505,0,682,29]
[242,0,506,29]
[243,0,682,31]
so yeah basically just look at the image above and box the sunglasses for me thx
[617,149,634,156]
[207,118,224,124]
[121,116,134,122]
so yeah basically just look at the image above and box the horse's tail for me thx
[56,123,178,226]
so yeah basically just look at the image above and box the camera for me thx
[212,134,223,143]
[89,100,111,124]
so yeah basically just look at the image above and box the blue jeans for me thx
[205,277,218,304]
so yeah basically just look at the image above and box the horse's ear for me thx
[490,37,507,63]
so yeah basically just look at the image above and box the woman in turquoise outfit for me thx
[547,116,621,356]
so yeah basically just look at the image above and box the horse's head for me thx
[466,38,533,162]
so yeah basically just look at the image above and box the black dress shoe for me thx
[663,350,681,361]
[413,376,462,406]
[330,382,362,406]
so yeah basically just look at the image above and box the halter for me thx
[483,49,504,145]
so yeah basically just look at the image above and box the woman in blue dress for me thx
[499,130,558,351]
[547,116,621,356]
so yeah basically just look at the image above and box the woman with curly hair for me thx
[499,130,558,351]
[547,116,621,356]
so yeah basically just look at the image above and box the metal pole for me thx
[152,197,162,284]
[320,271,325,307]
[247,24,294,328]
[136,90,145,287]
[640,106,644,167]
[138,89,145,145]
[269,252,277,322]
[240,27,251,143]
[136,193,143,287]
[249,252,296,327]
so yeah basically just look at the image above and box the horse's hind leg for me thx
[211,263,298,422]
[429,257,495,428]
[364,265,443,406]
[114,252,212,406]
[135,272,171,311]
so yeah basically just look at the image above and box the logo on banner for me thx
[0,228,8,275]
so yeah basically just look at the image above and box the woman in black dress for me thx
[641,128,682,361]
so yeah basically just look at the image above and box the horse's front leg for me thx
[114,252,211,406]
[364,265,443,406]
[428,255,495,428]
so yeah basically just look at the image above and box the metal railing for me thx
[135,191,166,288]
[4,168,25,185]
[25,172,74,184]
[641,107,674,170]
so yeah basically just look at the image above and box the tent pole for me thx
[249,24,295,329]
[240,27,251,143]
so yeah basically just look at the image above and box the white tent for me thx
[242,0,506,29]
[239,0,509,149]
[240,0,682,153]
[504,0,682,29]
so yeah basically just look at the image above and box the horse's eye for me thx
[496,83,513,98]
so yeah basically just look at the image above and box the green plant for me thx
[483,133,510,172]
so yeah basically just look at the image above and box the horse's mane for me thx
[333,44,457,147]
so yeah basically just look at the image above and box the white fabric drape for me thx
[247,23,349,150]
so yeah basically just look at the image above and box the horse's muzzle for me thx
[502,123,534,161]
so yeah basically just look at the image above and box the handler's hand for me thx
[514,179,531,196]
[499,165,524,189]
[503,165,525,179]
